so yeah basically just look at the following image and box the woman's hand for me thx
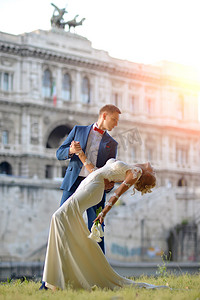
[94,214,104,225]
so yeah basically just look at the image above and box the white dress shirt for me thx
[79,123,104,177]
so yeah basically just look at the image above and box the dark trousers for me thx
[60,176,106,253]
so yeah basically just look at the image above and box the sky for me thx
[0,0,200,77]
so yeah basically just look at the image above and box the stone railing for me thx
[0,144,22,155]
[0,144,57,159]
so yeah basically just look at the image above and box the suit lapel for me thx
[100,132,110,147]
[96,132,112,165]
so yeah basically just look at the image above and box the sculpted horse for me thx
[50,3,67,28]
[65,16,86,31]
[50,3,85,31]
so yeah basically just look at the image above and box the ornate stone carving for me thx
[30,73,39,98]
[30,116,39,145]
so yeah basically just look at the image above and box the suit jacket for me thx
[56,124,118,191]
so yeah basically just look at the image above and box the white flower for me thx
[88,222,104,242]
[97,222,104,237]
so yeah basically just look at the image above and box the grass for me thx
[0,274,200,300]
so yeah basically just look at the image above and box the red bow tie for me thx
[93,126,104,135]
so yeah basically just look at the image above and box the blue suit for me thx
[56,124,118,253]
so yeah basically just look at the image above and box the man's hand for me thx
[69,141,82,155]
[104,179,115,191]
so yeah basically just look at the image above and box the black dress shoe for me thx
[39,281,48,290]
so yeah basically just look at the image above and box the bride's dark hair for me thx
[134,167,156,195]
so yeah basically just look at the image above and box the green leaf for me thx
[95,207,102,225]
[96,206,102,216]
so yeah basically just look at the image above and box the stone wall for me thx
[105,186,200,262]
[0,176,62,261]
[1,176,200,263]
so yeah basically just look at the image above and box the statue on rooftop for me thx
[62,15,86,31]
[50,3,67,28]
[50,3,85,31]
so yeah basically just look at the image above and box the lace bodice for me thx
[94,158,142,182]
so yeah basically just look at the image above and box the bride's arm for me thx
[77,150,97,173]
[94,170,141,224]
[69,140,97,173]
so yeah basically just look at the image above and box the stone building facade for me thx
[0,28,200,263]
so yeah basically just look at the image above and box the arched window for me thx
[81,77,90,103]
[0,161,12,175]
[62,73,71,101]
[42,69,52,98]
[177,177,187,187]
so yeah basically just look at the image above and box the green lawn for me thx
[0,274,200,300]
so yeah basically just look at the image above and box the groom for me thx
[56,104,121,253]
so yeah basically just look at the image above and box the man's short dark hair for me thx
[99,104,121,116]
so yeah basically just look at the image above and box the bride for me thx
[42,147,167,290]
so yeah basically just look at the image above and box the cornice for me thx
[1,40,199,89]
[0,40,160,83]
[160,75,200,90]
[0,98,99,117]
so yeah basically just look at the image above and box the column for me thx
[75,71,81,103]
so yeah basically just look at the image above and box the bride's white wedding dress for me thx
[42,159,167,290]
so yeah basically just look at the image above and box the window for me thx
[166,180,172,188]
[4,73,9,91]
[45,165,53,179]
[2,130,8,144]
[62,73,71,101]
[146,98,153,115]
[147,148,153,160]
[42,69,52,98]
[130,95,135,112]
[112,92,122,108]
[0,71,13,92]
[81,77,90,103]
[176,147,188,164]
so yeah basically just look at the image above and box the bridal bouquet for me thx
[88,207,104,242]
